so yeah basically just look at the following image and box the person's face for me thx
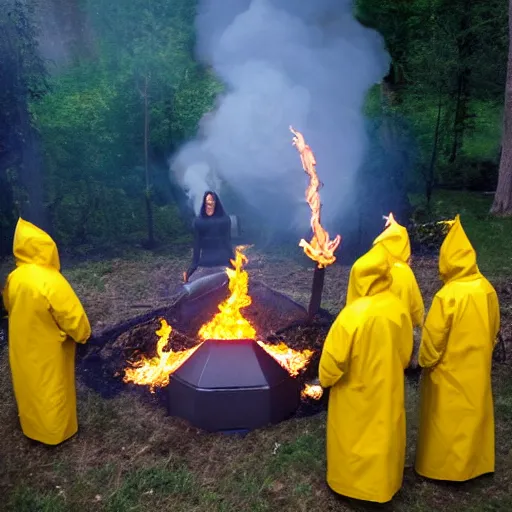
[205,194,216,216]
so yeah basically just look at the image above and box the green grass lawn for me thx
[0,191,511,512]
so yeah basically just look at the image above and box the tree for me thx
[0,0,49,247]
[141,73,155,247]
[491,0,512,215]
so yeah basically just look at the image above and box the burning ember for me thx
[301,383,323,400]
[198,245,256,340]
[257,341,313,377]
[123,319,200,393]
[290,126,341,268]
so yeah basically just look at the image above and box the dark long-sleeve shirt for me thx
[187,215,234,278]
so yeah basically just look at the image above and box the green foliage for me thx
[408,220,448,254]
[359,0,507,195]
[28,0,220,249]
[0,0,509,252]
[0,0,49,253]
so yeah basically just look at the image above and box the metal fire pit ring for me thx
[166,338,301,432]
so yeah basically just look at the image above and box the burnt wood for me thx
[307,266,325,322]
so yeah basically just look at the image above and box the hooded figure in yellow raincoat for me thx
[372,213,424,328]
[2,218,91,445]
[415,215,500,481]
[319,244,413,503]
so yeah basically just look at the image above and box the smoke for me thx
[172,141,220,214]
[170,0,390,233]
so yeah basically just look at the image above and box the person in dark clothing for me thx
[183,191,234,282]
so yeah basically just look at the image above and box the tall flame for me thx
[124,247,315,392]
[290,126,341,268]
[123,319,200,392]
[198,245,256,340]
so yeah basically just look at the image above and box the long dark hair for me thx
[199,191,226,218]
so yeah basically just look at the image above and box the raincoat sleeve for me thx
[46,273,91,344]
[419,294,453,368]
[319,312,354,388]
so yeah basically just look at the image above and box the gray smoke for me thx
[170,0,389,234]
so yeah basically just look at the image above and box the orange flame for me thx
[301,383,323,400]
[124,247,315,391]
[198,245,256,340]
[123,319,200,392]
[290,126,341,268]
[257,341,313,377]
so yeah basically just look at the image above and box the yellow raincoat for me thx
[415,215,500,481]
[2,219,91,445]
[372,215,424,327]
[319,245,413,503]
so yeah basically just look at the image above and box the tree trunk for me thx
[449,73,468,164]
[449,1,472,165]
[379,80,411,219]
[143,74,155,246]
[10,5,50,234]
[426,92,443,207]
[491,0,512,215]
[18,107,50,233]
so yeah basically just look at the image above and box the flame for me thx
[290,126,341,268]
[301,383,323,400]
[198,245,256,340]
[257,341,313,377]
[123,319,200,392]
[124,247,316,391]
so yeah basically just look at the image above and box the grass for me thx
[2,372,511,512]
[0,191,511,511]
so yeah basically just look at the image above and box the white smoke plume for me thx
[170,0,390,230]
[172,139,222,214]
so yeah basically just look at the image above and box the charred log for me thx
[307,266,325,322]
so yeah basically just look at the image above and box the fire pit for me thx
[77,128,346,432]
[166,338,300,432]
[78,245,330,432]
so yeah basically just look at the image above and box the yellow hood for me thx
[13,218,60,271]
[346,244,392,306]
[373,214,411,263]
[439,215,479,283]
